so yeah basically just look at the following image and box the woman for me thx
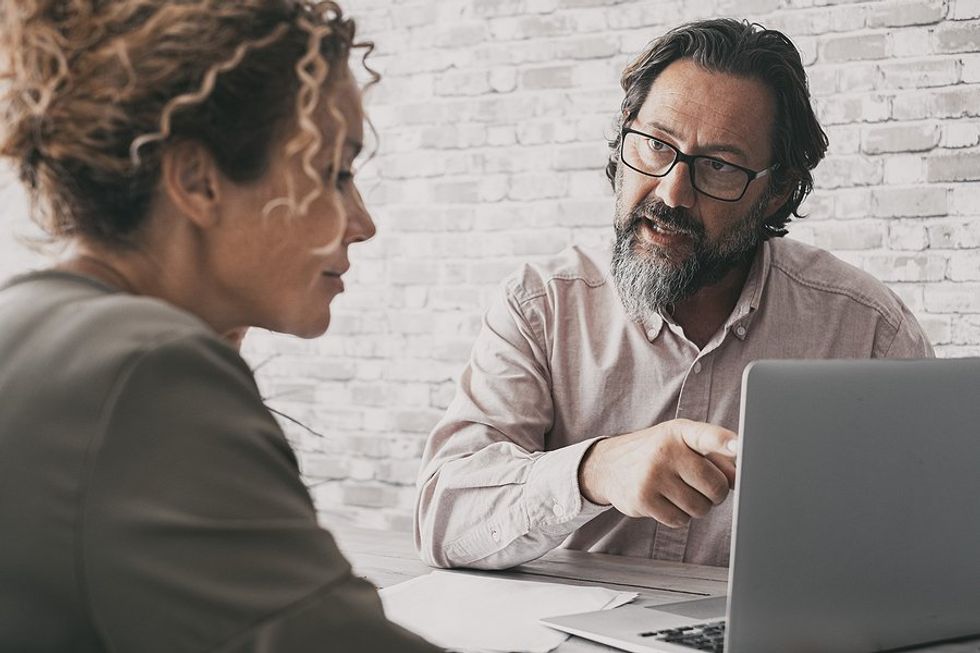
[0,1,439,651]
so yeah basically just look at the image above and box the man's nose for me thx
[653,161,697,209]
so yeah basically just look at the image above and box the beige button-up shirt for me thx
[416,237,933,570]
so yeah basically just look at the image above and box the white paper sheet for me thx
[379,570,637,653]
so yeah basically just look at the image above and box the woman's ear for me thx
[159,141,223,229]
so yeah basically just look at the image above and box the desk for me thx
[330,525,980,653]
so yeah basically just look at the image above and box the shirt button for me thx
[552,503,565,518]
[693,361,702,374]
[490,529,500,542]
[735,325,747,337]
[646,329,658,340]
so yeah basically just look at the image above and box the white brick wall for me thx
[3,0,980,531]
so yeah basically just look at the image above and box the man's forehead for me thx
[634,59,776,163]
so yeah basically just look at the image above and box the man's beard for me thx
[610,191,771,321]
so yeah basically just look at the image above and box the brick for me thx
[888,222,930,250]
[834,188,872,218]
[555,35,621,59]
[606,5,678,30]
[433,22,489,49]
[552,143,607,171]
[374,459,422,485]
[838,64,877,93]
[927,152,980,181]
[813,156,883,189]
[884,154,927,185]
[950,184,980,214]
[800,191,835,219]
[924,284,980,312]
[891,27,934,57]
[860,253,947,282]
[864,121,940,154]
[817,94,890,125]
[878,58,959,89]
[808,65,838,96]
[434,69,491,96]
[942,121,980,148]
[867,1,945,28]
[798,220,885,250]
[489,14,575,41]
[873,186,948,218]
[936,345,980,357]
[717,0,780,14]
[559,0,631,6]
[936,22,980,52]
[952,0,980,20]
[949,251,980,280]
[520,65,576,90]
[928,219,980,248]
[489,66,517,93]
[952,316,980,344]
[342,484,402,509]
[919,315,953,345]
[821,33,889,62]
[826,125,862,155]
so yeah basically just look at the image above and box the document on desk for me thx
[379,570,637,653]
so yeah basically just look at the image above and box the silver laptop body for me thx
[541,359,980,653]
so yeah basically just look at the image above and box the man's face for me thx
[611,58,782,319]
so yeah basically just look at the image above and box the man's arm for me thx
[415,281,606,569]
[415,279,738,570]
[878,303,935,359]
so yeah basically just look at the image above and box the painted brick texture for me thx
[2,0,980,532]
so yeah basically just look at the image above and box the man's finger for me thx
[676,419,739,458]
[705,452,737,489]
[678,456,732,505]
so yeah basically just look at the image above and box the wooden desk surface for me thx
[330,525,980,653]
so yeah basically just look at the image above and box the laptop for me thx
[541,359,980,653]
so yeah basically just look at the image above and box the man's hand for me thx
[577,419,738,527]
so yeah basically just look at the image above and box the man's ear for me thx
[159,141,222,229]
[764,174,797,218]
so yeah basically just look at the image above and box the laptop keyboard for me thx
[639,619,726,652]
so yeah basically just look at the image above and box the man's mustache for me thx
[627,199,705,239]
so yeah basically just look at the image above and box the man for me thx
[415,19,932,570]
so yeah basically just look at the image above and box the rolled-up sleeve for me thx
[415,276,606,570]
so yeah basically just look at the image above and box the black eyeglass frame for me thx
[619,126,776,202]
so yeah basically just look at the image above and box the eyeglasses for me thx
[620,127,775,202]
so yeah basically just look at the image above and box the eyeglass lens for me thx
[623,131,749,201]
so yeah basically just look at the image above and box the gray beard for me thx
[610,196,768,322]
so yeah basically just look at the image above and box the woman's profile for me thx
[0,1,439,651]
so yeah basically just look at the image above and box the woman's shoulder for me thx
[0,270,252,424]
[1,269,230,363]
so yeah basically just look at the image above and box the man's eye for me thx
[706,159,738,173]
[646,138,668,152]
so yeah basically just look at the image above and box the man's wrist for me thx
[577,438,610,506]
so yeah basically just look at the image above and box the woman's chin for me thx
[273,310,332,339]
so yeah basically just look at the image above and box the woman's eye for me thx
[335,170,354,188]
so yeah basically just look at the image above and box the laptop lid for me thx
[727,359,980,653]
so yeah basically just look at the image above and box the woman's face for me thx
[208,69,374,338]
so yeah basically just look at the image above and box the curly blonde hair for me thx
[0,0,375,245]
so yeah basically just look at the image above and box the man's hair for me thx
[606,18,828,238]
